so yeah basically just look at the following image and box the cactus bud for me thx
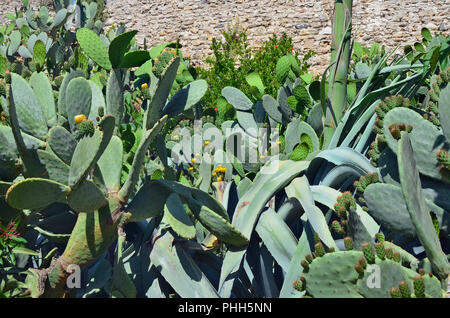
[354,263,365,275]
[413,275,425,298]
[393,251,401,263]
[314,242,325,257]
[385,247,393,259]
[305,254,313,264]
[358,257,367,269]
[313,232,321,244]
[375,233,385,242]
[362,243,375,264]
[293,280,304,292]
[328,247,335,253]
[300,260,309,270]
[375,242,385,260]
[390,287,402,298]
[331,220,344,235]
[54,75,64,87]
[98,106,104,117]
[77,120,95,137]
[344,237,353,251]
[418,268,425,276]
[398,281,411,298]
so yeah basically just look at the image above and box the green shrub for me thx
[196,25,315,115]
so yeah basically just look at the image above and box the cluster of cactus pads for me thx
[0,0,449,299]
[0,18,250,297]
[295,236,443,298]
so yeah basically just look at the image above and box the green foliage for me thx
[196,27,314,117]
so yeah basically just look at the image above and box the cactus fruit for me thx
[293,280,304,292]
[413,275,425,298]
[362,243,375,264]
[390,287,402,298]
[77,120,95,137]
[344,237,354,250]
[74,114,87,124]
[398,281,411,298]
[301,260,309,270]
[385,247,393,260]
[375,242,386,260]
[354,263,364,275]
[393,252,401,263]
[314,242,325,257]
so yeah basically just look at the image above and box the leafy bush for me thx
[196,24,315,117]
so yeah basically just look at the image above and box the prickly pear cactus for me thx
[295,237,445,298]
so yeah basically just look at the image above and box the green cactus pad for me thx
[67,180,108,212]
[76,28,112,70]
[189,202,249,247]
[126,181,172,222]
[48,126,77,165]
[33,40,46,67]
[303,251,363,298]
[7,30,21,56]
[290,143,310,161]
[120,50,151,68]
[276,55,291,84]
[163,193,196,239]
[61,205,121,268]
[105,69,124,127]
[10,73,48,140]
[97,136,123,190]
[6,178,70,210]
[162,79,207,117]
[245,72,265,96]
[222,87,253,111]
[108,30,138,69]
[69,116,115,188]
[37,150,70,185]
[293,85,312,110]
[119,115,168,201]
[29,72,57,127]
[384,107,447,181]
[398,132,450,280]
[66,77,92,132]
[357,259,411,298]
[364,183,445,239]
[57,70,85,117]
[145,57,179,129]
[439,84,450,142]
[287,95,298,112]
[262,94,284,124]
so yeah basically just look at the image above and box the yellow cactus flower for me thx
[172,135,179,141]
[74,114,87,124]
[0,116,5,121]
[217,176,223,182]
[212,172,217,177]
[191,158,196,164]
[141,83,148,90]
[195,153,200,157]
[189,167,194,171]
[260,155,265,160]
[204,141,210,146]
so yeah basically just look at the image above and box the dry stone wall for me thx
[1,0,449,74]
